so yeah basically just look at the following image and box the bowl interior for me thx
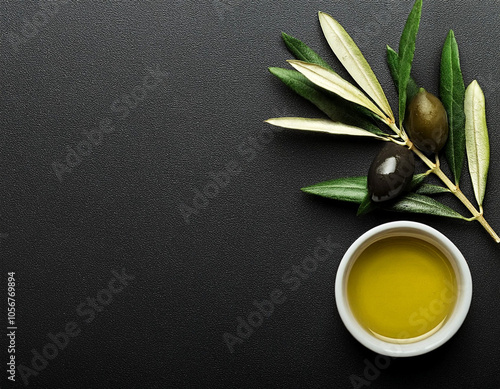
[335,221,472,357]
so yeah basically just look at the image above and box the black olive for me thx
[405,88,449,153]
[368,143,415,202]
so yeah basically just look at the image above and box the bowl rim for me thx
[335,220,472,357]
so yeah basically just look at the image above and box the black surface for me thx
[1,1,500,388]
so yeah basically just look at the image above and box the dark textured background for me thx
[1,1,500,388]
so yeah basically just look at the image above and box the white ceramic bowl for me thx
[335,221,472,357]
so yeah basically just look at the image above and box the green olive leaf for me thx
[406,174,449,195]
[357,193,378,216]
[415,184,450,195]
[464,80,490,209]
[386,45,419,104]
[302,176,466,220]
[440,30,466,185]
[407,173,428,191]
[398,0,422,127]
[287,60,387,120]
[387,193,467,220]
[301,176,368,203]
[268,67,386,135]
[265,117,388,139]
[318,11,394,122]
[281,32,333,71]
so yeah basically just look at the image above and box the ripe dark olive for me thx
[368,143,415,202]
[405,88,449,153]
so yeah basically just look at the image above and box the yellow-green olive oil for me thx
[347,236,458,343]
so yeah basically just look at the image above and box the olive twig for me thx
[268,10,499,242]
[423,168,433,176]
[387,137,407,146]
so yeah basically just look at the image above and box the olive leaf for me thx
[406,174,449,195]
[264,117,388,139]
[302,176,466,220]
[397,0,422,127]
[408,173,428,191]
[388,193,467,220]
[464,80,490,209]
[318,11,394,122]
[301,176,368,203]
[440,30,466,185]
[281,32,333,71]
[357,193,378,216]
[415,184,450,195]
[287,60,387,120]
[386,45,419,103]
[268,67,385,135]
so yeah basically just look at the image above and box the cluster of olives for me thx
[368,89,449,203]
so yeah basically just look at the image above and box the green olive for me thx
[368,143,415,202]
[405,88,449,153]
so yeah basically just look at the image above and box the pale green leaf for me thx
[318,12,394,122]
[265,117,388,139]
[287,60,387,120]
[464,80,490,208]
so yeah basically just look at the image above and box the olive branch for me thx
[265,0,499,243]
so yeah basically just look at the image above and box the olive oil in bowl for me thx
[347,236,458,343]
